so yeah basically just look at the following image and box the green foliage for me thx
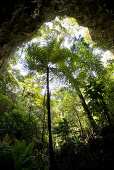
[26,38,66,74]
[13,139,34,170]
[0,69,44,143]
[0,107,41,142]
[0,133,14,170]
[85,78,113,126]
[0,137,34,170]
[0,134,13,147]
[54,118,70,142]
[0,94,13,113]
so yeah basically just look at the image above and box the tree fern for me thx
[25,37,98,131]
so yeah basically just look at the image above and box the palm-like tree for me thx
[26,38,64,169]
[26,38,97,132]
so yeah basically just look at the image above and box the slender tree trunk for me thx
[47,65,55,170]
[73,106,84,137]
[76,88,98,131]
[41,94,46,169]
[42,94,46,142]
[61,66,98,131]
[101,99,112,126]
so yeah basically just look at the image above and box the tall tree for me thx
[26,40,58,169]
[58,63,98,130]
[26,38,98,131]
[46,65,55,169]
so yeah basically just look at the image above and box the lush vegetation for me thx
[0,17,114,170]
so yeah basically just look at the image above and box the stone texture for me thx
[0,0,114,72]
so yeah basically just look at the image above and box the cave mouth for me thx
[0,0,113,73]
[11,16,91,80]
[0,6,114,169]
[4,15,113,146]
[11,15,113,90]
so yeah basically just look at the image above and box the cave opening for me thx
[0,1,114,170]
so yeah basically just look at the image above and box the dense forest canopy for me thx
[0,16,114,170]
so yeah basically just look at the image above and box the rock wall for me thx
[0,0,113,71]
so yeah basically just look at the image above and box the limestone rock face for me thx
[0,0,113,71]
